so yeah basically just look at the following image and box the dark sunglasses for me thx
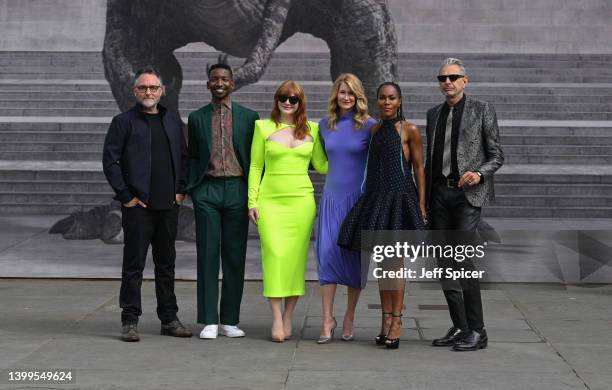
[278,95,300,105]
[437,74,464,82]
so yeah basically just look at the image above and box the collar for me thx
[444,94,467,111]
[212,99,232,111]
[131,102,168,117]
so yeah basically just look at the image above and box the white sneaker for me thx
[219,324,246,338]
[199,324,218,339]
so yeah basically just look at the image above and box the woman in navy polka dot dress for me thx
[338,82,427,349]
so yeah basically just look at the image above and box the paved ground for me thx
[0,215,611,389]
[0,279,611,390]
[2,216,612,283]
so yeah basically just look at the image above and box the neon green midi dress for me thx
[248,119,328,297]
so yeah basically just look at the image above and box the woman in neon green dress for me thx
[248,80,328,342]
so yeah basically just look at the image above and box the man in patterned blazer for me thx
[425,58,504,351]
[187,64,259,339]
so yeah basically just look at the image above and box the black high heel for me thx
[385,313,402,349]
[375,312,392,345]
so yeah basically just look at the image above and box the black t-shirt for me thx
[145,113,175,210]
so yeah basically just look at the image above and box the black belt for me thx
[434,178,459,188]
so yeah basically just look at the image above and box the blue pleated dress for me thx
[315,113,375,289]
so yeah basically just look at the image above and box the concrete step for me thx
[503,155,612,164]
[0,132,105,142]
[482,206,612,218]
[0,151,101,160]
[7,131,612,146]
[0,180,110,192]
[0,169,104,181]
[2,97,611,113]
[503,145,612,155]
[493,195,612,207]
[3,91,612,105]
[0,203,109,214]
[501,135,612,145]
[1,108,610,121]
[4,82,612,98]
[6,141,612,155]
[0,142,101,152]
[4,72,612,84]
[495,183,612,196]
[0,192,112,203]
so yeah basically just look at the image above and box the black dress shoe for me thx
[160,319,193,338]
[453,330,487,351]
[121,323,140,342]
[432,327,466,346]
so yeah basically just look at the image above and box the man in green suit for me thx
[187,64,259,339]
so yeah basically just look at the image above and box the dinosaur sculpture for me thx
[102,0,398,113]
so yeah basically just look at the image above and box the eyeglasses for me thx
[437,74,464,82]
[135,85,161,93]
[278,95,300,105]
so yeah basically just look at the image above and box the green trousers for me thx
[192,177,249,325]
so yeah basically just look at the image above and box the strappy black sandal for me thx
[375,312,392,345]
[385,313,402,349]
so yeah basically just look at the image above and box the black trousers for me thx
[119,206,179,325]
[430,182,484,331]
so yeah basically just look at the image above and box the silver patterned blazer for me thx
[425,96,504,208]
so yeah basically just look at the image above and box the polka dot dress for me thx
[338,118,426,251]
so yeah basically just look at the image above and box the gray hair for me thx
[133,67,163,86]
[440,58,467,75]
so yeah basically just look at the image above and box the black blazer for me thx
[102,104,188,204]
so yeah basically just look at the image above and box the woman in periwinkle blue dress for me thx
[316,73,376,343]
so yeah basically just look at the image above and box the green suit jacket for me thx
[187,101,260,193]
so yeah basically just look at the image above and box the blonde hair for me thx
[326,73,369,130]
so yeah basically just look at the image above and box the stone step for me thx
[0,122,110,132]
[6,131,612,146]
[501,135,612,145]
[1,99,609,114]
[0,170,103,181]
[0,203,109,214]
[0,132,105,142]
[3,58,612,72]
[3,91,612,104]
[1,108,610,121]
[503,145,612,155]
[4,82,612,97]
[503,155,612,164]
[493,195,612,207]
[2,50,610,59]
[3,72,612,84]
[494,183,612,196]
[500,126,612,136]
[495,169,612,184]
[0,180,111,192]
[6,135,612,151]
[0,151,101,160]
[3,55,612,69]
[1,122,609,137]
[0,192,112,204]
[0,142,101,152]
[5,64,612,76]
[482,206,612,218]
